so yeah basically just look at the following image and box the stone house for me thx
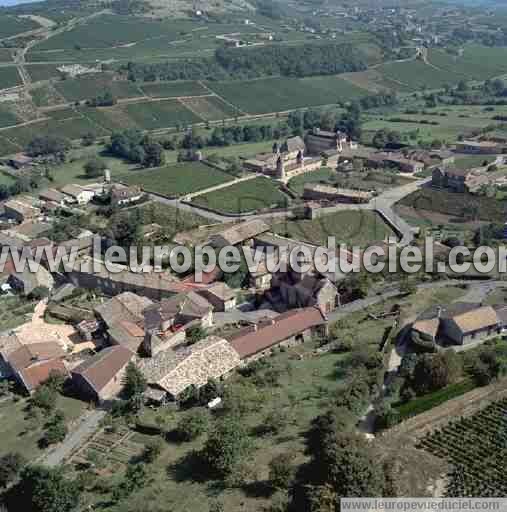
[4,197,40,223]
[277,275,340,313]
[60,184,96,205]
[228,307,327,363]
[198,282,236,312]
[305,128,347,154]
[110,184,143,206]
[139,336,241,400]
[302,183,372,204]
[4,341,68,394]
[432,167,473,193]
[209,219,270,248]
[455,140,501,155]
[71,346,133,403]
[411,303,501,347]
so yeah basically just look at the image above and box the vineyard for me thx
[417,398,507,496]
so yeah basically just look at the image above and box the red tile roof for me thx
[228,307,326,359]
[19,359,68,392]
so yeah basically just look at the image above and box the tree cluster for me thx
[26,135,71,160]
[85,89,116,107]
[124,42,366,82]
[109,130,165,167]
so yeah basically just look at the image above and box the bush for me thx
[269,452,296,489]
[175,408,209,442]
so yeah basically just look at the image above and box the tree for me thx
[31,384,57,412]
[142,439,162,463]
[81,132,96,146]
[28,286,50,301]
[411,351,463,395]
[0,453,25,488]
[26,135,70,159]
[142,141,165,168]
[269,452,296,489]
[202,415,252,478]
[16,465,80,512]
[175,408,209,441]
[123,362,147,400]
[41,411,67,447]
[261,409,289,436]
[186,324,206,345]
[84,157,106,178]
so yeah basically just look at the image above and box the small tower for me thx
[276,155,285,180]
[104,168,111,183]
[296,149,303,166]
[272,141,280,155]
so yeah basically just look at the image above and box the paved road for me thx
[43,409,106,467]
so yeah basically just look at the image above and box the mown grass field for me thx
[180,95,240,121]
[192,176,288,213]
[0,67,22,90]
[139,81,209,98]
[272,210,394,247]
[0,394,86,460]
[54,74,144,102]
[0,15,39,39]
[30,83,64,107]
[121,161,234,197]
[207,76,368,114]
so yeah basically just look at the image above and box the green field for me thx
[139,81,209,98]
[30,83,64,107]
[120,161,234,197]
[0,394,85,460]
[272,210,395,247]
[287,168,337,195]
[192,176,288,213]
[0,105,20,128]
[181,95,240,121]
[0,49,13,63]
[0,135,21,155]
[0,117,109,151]
[207,76,368,114]
[25,64,62,82]
[376,59,462,91]
[121,99,201,129]
[44,107,80,120]
[54,74,143,102]
[0,15,39,39]
[0,66,21,90]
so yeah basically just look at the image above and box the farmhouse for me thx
[139,336,241,400]
[4,341,67,394]
[367,152,424,173]
[110,184,143,206]
[455,140,502,155]
[411,303,502,348]
[405,149,455,168]
[305,128,348,154]
[197,282,236,312]
[302,183,373,204]
[228,307,327,363]
[2,153,34,170]
[39,188,67,206]
[71,345,133,403]
[432,167,473,192]
[8,266,55,295]
[95,292,154,353]
[4,196,40,223]
[209,219,270,248]
[143,291,214,332]
[57,64,98,78]
[60,184,96,205]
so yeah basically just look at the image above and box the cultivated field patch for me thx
[206,76,368,114]
[180,95,240,121]
[192,176,288,213]
[120,161,234,197]
[139,81,209,98]
[0,15,39,39]
[0,67,22,91]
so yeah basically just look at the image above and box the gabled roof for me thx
[450,306,499,334]
[39,188,66,203]
[285,136,305,153]
[151,291,212,323]
[209,219,270,247]
[139,336,240,397]
[203,282,235,301]
[19,359,68,392]
[412,318,440,339]
[7,342,65,371]
[72,346,132,395]
[95,292,153,328]
[228,307,326,359]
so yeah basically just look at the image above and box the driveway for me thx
[43,409,105,467]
